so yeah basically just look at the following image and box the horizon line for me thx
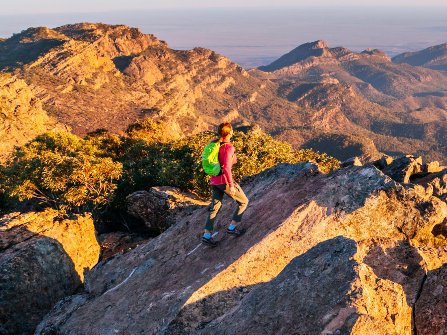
[2,4,447,16]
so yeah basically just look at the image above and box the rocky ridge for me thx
[0,23,304,138]
[34,159,447,335]
[393,43,447,71]
[256,40,447,164]
[1,24,446,165]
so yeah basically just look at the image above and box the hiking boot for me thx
[226,227,246,237]
[201,236,218,247]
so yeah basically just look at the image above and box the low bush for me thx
[1,123,339,217]
[2,132,122,213]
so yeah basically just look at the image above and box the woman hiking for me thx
[202,122,249,247]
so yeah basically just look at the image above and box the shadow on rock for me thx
[415,263,447,335]
[0,230,82,335]
[432,219,447,239]
[166,236,358,335]
[363,240,426,334]
[363,240,425,307]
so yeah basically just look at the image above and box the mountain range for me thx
[1,23,446,163]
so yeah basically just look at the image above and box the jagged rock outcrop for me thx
[423,160,444,173]
[35,162,447,335]
[382,155,423,183]
[0,73,62,163]
[372,155,447,201]
[126,186,208,232]
[413,170,447,201]
[0,209,100,335]
[341,156,362,167]
[374,154,394,170]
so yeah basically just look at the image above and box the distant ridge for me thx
[255,40,447,163]
[258,40,330,71]
[393,43,447,71]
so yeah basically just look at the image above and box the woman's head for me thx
[218,122,233,139]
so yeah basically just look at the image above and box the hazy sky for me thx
[2,0,447,14]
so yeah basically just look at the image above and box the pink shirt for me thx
[210,142,237,187]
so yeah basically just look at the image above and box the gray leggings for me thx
[204,183,249,231]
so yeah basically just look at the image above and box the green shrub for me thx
[3,131,122,212]
[117,127,339,199]
[0,125,339,217]
[125,117,180,144]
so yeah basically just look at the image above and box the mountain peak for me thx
[258,40,330,72]
[308,39,329,49]
[10,26,67,43]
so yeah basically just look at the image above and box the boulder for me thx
[36,163,447,335]
[0,209,99,335]
[341,156,362,167]
[382,155,423,183]
[126,186,208,232]
[422,161,444,174]
[372,154,394,170]
[413,169,447,200]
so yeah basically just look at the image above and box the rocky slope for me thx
[0,73,62,163]
[256,40,447,163]
[35,161,447,334]
[0,209,100,335]
[1,24,446,164]
[393,43,447,71]
[0,23,304,138]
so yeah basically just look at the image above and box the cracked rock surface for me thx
[36,163,447,335]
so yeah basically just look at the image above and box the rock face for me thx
[35,163,447,335]
[0,209,100,335]
[415,264,447,334]
[126,186,208,232]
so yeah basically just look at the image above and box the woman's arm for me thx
[221,144,235,187]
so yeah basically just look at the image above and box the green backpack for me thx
[202,142,224,176]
